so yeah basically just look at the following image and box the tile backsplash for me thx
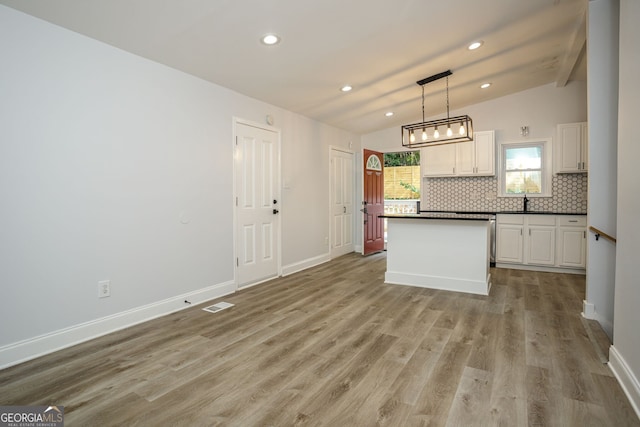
[422,174,587,213]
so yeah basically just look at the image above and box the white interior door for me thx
[330,148,354,258]
[235,122,280,288]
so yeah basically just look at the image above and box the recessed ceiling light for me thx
[385,112,394,117]
[468,40,484,50]
[480,82,491,89]
[261,34,280,45]
[341,85,353,92]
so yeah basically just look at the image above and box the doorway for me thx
[234,120,280,288]
[383,150,421,242]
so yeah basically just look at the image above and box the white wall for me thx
[611,0,640,416]
[0,5,358,366]
[584,0,619,337]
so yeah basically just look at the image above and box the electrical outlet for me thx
[324,236,329,245]
[98,280,111,298]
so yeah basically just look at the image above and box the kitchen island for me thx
[381,213,493,295]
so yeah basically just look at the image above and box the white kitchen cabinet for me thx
[556,216,587,268]
[497,224,524,263]
[422,143,456,176]
[556,122,588,173]
[497,215,556,267]
[455,140,475,175]
[496,215,524,264]
[459,130,495,176]
[526,217,556,266]
[423,130,495,177]
[497,214,586,272]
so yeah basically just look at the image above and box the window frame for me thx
[498,138,552,197]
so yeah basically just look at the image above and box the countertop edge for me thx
[380,214,493,221]
[419,210,587,216]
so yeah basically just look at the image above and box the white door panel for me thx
[236,122,279,287]
[330,148,354,258]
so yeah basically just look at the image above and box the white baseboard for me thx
[354,244,363,254]
[495,263,585,275]
[582,300,614,338]
[583,300,596,317]
[0,280,236,370]
[608,345,640,421]
[281,253,330,276]
[385,271,491,296]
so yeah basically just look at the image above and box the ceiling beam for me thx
[556,9,587,87]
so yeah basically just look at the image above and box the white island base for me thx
[384,217,492,296]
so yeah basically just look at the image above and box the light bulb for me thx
[409,131,415,143]
[421,129,427,141]
[447,127,453,137]
[433,127,440,138]
[459,123,465,135]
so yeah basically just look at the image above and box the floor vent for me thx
[202,302,234,313]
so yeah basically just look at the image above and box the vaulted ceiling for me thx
[0,0,587,135]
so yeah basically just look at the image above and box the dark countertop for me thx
[419,210,587,216]
[380,213,494,221]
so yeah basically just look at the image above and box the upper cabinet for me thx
[422,130,495,177]
[421,143,456,176]
[555,122,588,173]
[460,130,495,176]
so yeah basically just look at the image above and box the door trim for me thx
[233,117,282,290]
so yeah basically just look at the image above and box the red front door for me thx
[363,149,385,255]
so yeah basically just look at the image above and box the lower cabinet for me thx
[496,214,586,271]
[497,215,556,267]
[556,216,587,268]
[525,222,556,266]
[496,217,523,264]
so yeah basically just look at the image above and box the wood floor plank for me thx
[0,256,637,426]
[445,366,493,427]
[592,372,640,427]
[466,312,500,372]
[525,309,554,369]
[411,340,473,425]
[273,332,398,425]
[488,291,528,426]
[388,326,453,406]
[526,365,557,427]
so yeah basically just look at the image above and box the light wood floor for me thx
[1,253,638,426]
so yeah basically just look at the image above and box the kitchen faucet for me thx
[523,194,530,212]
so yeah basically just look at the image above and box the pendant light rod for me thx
[401,68,473,148]
[446,75,450,120]
[421,85,425,123]
[416,69,452,86]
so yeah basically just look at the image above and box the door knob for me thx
[273,209,279,214]
[273,199,278,204]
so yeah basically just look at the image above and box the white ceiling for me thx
[0,0,587,135]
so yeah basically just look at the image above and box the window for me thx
[499,139,552,197]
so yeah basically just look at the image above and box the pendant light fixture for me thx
[401,70,473,148]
